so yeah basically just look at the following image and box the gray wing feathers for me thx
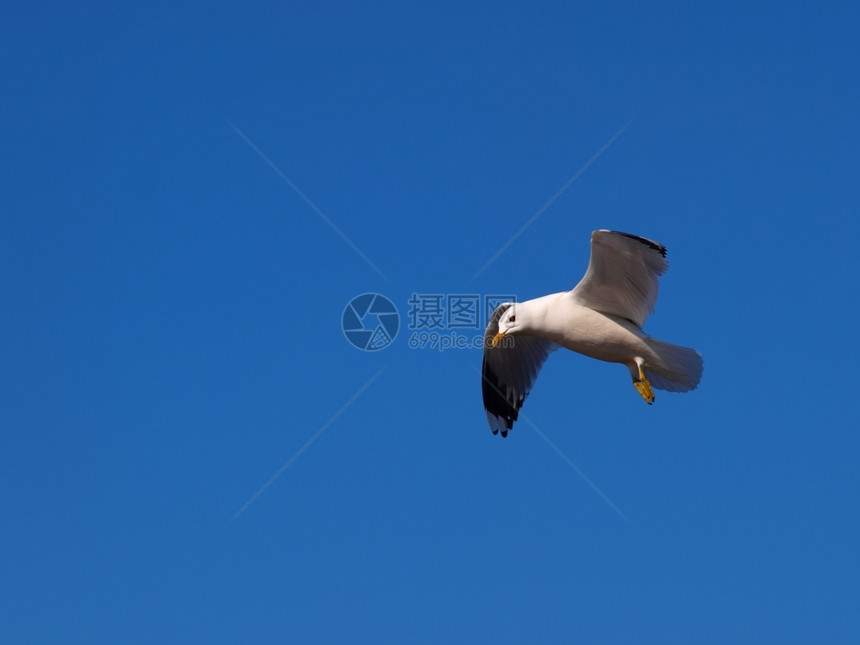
[570,229,668,327]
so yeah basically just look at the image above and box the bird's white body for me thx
[521,292,641,357]
[514,292,654,380]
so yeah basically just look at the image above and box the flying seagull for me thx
[482,229,703,437]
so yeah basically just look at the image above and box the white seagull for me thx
[482,229,703,437]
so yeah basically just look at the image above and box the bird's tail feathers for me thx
[644,338,703,393]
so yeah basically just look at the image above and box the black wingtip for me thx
[482,357,520,438]
[612,230,667,258]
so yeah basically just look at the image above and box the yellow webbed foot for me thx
[633,363,655,404]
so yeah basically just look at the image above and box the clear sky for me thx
[3,1,859,643]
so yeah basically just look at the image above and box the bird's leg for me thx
[632,360,655,405]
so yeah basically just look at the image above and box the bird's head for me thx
[492,304,525,347]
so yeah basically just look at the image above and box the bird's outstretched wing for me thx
[571,229,668,327]
[481,303,557,437]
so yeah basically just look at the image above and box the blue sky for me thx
[3,1,859,642]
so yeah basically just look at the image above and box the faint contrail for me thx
[471,122,631,281]
[228,121,388,281]
[231,365,388,521]
[470,361,630,522]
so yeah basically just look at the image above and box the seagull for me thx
[482,229,703,437]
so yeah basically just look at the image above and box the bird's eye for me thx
[510,315,516,323]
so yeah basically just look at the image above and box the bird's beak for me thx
[491,331,507,347]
